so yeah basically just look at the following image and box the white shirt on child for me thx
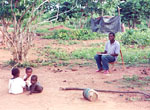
[8,77,26,94]
[23,75,32,88]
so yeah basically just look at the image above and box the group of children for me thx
[8,67,43,95]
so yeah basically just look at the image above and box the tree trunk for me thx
[148,17,150,28]
[1,19,34,63]
[128,21,131,29]
[132,20,136,29]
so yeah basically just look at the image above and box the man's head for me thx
[12,67,20,78]
[31,75,38,84]
[26,67,32,76]
[109,32,115,42]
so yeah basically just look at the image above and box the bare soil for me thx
[0,35,150,110]
[49,25,71,31]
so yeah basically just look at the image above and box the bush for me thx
[42,29,107,40]
[121,29,150,46]
[5,60,37,67]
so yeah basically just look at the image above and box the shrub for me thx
[121,29,150,46]
[5,60,37,67]
[42,29,107,40]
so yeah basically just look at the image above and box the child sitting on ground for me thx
[29,75,43,94]
[9,67,26,94]
[23,67,33,90]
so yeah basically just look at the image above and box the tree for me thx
[119,0,150,29]
[0,0,47,63]
[139,0,150,28]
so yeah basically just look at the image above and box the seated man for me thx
[94,32,120,74]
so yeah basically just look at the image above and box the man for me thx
[94,32,120,74]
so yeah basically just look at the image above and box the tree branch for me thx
[33,0,49,13]
[38,6,77,24]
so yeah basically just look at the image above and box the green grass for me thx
[34,40,150,67]
[57,40,80,45]
[89,42,105,47]
[120,75,150,89]
[71,47,103,60]
[4,60,37,67]
[42,46,70,61]
[117,46,150,65]
[36,28,51,34]
[104,75,150,92]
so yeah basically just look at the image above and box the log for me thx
[60,87,150,97]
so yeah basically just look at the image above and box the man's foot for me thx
[96,69,103,72]
[103,70,110,74]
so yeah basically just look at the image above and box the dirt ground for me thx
[0,35,150,110]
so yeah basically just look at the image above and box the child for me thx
[23,67,33,90]
[9,68,26,94]
[29,75,43,94]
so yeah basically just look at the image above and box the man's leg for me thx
[94,54,102,70]
[101,55,115,70]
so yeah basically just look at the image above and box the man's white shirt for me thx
[105,40,120,60]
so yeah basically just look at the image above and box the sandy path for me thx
[0,66,150,110]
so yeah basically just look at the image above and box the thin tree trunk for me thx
[132,20,136,29]
[128,21,131,29]
[148,17,150,28]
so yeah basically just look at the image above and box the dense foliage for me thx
[121,29,150,46]
[42,0,120,22]
[119,0,150,28]
[42,29,107,40]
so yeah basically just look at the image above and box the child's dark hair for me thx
[31,75,38,81]
[26,67,32,72]
[12,67,20,77]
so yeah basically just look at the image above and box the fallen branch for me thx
[60,87,150,97]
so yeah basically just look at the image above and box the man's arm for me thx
[24,75,30,81]
[111,53,118,57]
[97,50,107,55]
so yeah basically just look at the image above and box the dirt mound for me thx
[49,25,71,31]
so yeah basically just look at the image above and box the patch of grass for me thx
[117,46,150,65]
[119,75,150,89]
[57,40,80,45]
[17,62,38,68]
[123,75,139,81]
[104,81,113,84]
[71,47,104,60]
[89,42,105,47]
[43,46,70,60]
[36,28,50,34]
[126,97,142,101]
[4,60,37,67]
[104,75,150,92]
[78,62,95,67]
[4,60,17,67]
